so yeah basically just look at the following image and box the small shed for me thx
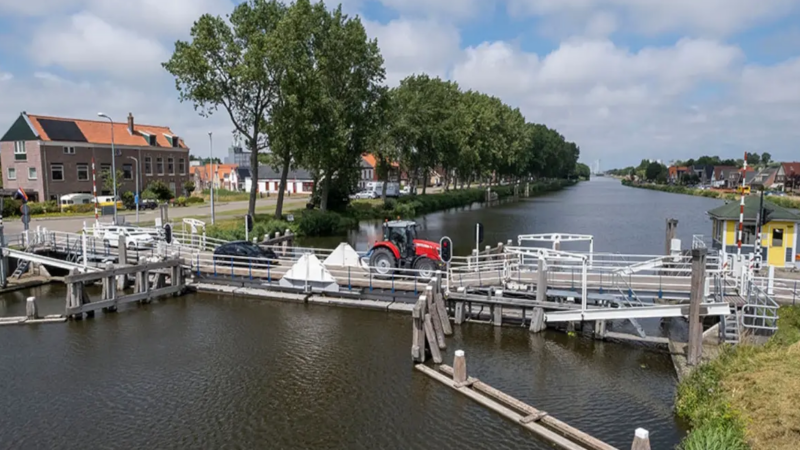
[708,196,799,267]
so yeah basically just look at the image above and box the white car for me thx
[102,227,155,249]
[353,191,377,199]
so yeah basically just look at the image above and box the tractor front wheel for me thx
[369,248,396,276]
[413,257,437,279]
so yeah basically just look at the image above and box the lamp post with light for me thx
[97,113,118,224]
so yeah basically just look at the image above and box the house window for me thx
[77,164,89,181]
[28,167,37,180]
[167,157,174,174]
[149,135,157,146]
[7,167,16,180]
[63,146,76,155]
[772,229,784,247]
[14,141,26,161]
[123,164,133,180]
[171,136,179,148]
[156,158,164,175]
[178,158,185,175]
[51,164,64,181]
[144,157,152,175]
[742,225,757,245]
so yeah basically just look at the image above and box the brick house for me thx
[0,112,191,202]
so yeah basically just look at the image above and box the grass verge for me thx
[675,305,800,450]
[622,180,800,209]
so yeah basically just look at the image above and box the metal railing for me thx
[740,279,780,332]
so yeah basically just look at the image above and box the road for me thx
[1,195,311,235]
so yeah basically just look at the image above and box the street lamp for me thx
[97,112,118,224]
[128,156,140,224]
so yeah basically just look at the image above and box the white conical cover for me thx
[323,243,362,267]
[283,253,336,283]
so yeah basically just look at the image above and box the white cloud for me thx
[363,18,461,86]
[0,0,82,16]
[451,36,798,164]
[30,12,169,78]
[0,71,12,82]
[506,0,800,36]
[377,0,490,20]
[85,0,232,37]
[0,71,234,155]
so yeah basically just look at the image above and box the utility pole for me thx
[129,156,140,224]
[209,132,215,225]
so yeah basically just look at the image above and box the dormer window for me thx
[172,136,179,147]
[149,134,157,146]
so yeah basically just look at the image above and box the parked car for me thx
[101,226,155,249]
[140,199,159,210]
[353,190,377,199]
[213,241,278,265]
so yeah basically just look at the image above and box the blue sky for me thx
[0,0,798,169]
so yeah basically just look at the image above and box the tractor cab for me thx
[383,220,417,258]
[368,220,442,278]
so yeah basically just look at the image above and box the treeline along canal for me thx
[1,178,724,449]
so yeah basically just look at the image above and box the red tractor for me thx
[367,220,444,278]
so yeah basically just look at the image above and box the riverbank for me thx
[675,305,800,450]
[621,180,800,210]
[206,179,576,241]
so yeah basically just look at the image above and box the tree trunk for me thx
[247,141,259,217]
[319,172,332,211]
[422,168,428,195]
[274,154,291,219]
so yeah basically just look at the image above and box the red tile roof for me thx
[26,113,187,149]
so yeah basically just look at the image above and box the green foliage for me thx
[184,180,196,195]
[678,424,749,450]
[2,198,21,216]
[293,209,357,236]
[141,189,159,201]
[63,204,95,213]
[121,191,135,209]
[100,169,124,194]
[146,180,175,201]
[186,196,205,205]
[174,196,188,207]
[772,305,800,347]
[575,163,591,180]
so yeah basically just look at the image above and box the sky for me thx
[0,0,799,170]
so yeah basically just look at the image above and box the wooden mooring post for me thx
[412,277,451,364]
[665,218,678,256]
[687,248,707,366]
[631,428,651,450]
[416,351,618,450]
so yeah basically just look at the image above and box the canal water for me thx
[1,178,724,449]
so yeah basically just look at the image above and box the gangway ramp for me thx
[3,248,101,273]
[613,256,666,276]
[544,302,731,323]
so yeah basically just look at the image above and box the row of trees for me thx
[164,0,581,219]
[610,153,776,180]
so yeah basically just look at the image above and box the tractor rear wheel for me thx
[413,257,437,279]
[369,247,396,276]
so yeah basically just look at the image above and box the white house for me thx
[244,166,314,194]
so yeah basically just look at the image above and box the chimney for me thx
[127,112,134,134]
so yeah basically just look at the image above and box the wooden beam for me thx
[423,313,442,364]
[439,365,617,450]
[415,365,588,450]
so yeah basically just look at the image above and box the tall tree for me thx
[163,0,285,218]
[760,152,772,165]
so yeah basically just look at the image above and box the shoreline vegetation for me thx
[205,179,576,241]
[620,179,800,210]
[675,305,800,450]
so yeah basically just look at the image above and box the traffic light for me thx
[439,236,453,263]
[245,214,254,233]
[164,223,172,244]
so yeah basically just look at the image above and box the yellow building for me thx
[709,196,799,268]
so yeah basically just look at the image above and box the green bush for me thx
[186,196,204,205]
[2,198,21,217]
[174,196,187,207]
[294,209,357,236]
[146,180,175,201]
[63,204,95,213]
[121,191,135,209]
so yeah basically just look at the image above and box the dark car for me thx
[140,199,159,210]
[213,241,278,266]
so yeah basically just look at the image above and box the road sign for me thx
[439,236,453,263]
[134,194,139,204]
[20,204,30,216]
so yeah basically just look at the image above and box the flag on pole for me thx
[16,187,28,203]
